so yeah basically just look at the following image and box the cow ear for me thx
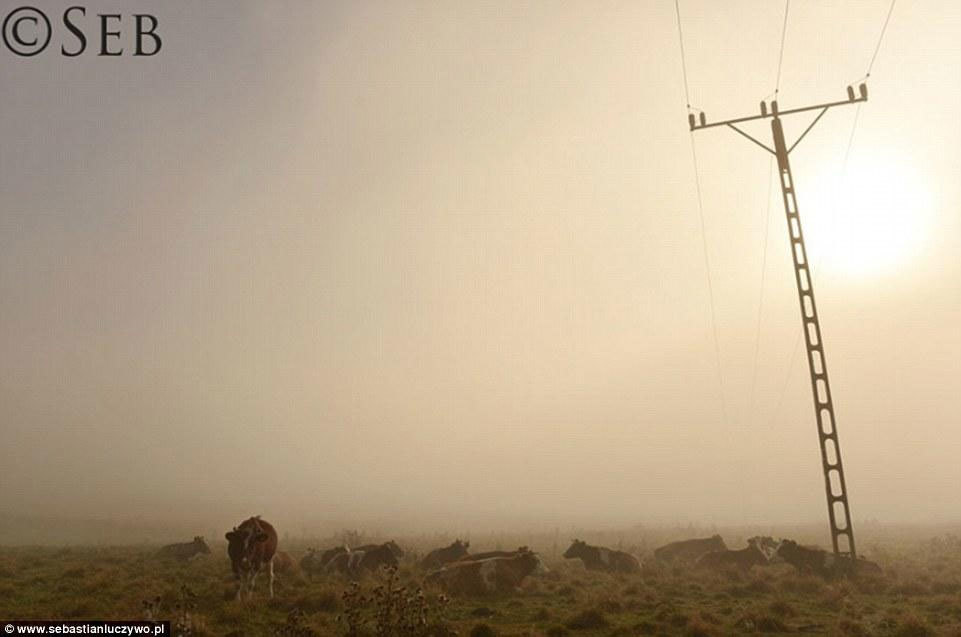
[225,531,235,541]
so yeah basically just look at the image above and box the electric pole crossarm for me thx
[688,85,867,131]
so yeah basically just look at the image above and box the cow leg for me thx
[235,574,245,602]
[268,558,275,598]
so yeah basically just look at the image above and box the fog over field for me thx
[2,1,960,546]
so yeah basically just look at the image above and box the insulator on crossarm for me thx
[859,83,868,99]
[688,113,696,130]
[699,112,706,127]
[760,101,768,116]
[847,85,856,101]
[771,100,779,115]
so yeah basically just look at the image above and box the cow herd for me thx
[653,534,883,577]
[156,517,882,601]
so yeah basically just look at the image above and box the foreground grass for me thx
[2,538,961,636]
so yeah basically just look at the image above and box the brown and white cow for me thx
[694,538,770,572]
[455,546,531,562]
[563,540,640,574]
[653,535,727,564]
[425,549,543,595]
[421,540,469,570]
[355,540,404,560]
[225,516,278,600]
[774,539,882,578]
[326,542,400,576]
[300,546,349,578]
[156,536,211,561]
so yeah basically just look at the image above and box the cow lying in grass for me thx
[694,537,773,573]
[326,542,400,576]
[156,536,210,561]
[654,535,727,564]
[299,548,324,577]
[425,549,543,595]
[355,540,404,560]
[421,539,469,569]
[563,539,641,574]
[301,546,348,577]
[455,546,532,562]
[775,539,882,578]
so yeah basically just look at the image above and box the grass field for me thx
[2,531,961,636]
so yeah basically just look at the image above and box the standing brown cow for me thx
[225,516,278,600]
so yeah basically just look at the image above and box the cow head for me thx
[774,539,801,563]
[512,548,542,575]
[193,536,212,554]
[384,540,405,558]
[453,539,469,551]
[563,539,587,559]
[225,524,268,570]
[745,537,770,563]
[515,547,549,575]
[374,544,400,568]
[748,536,780,562]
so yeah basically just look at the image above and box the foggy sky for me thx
[1,1,960,539]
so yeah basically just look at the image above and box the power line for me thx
[750,0,791,423]
[867,0,897,77]
[674,0,729,425]
[688,135,730,425]
[774,0,791,95]
[674,0,692,109]
[748,158,774,424]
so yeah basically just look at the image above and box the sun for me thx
[800,153,933,281]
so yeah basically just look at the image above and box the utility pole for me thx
[688,84,868,560]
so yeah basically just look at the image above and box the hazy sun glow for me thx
[804,154,934,280]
